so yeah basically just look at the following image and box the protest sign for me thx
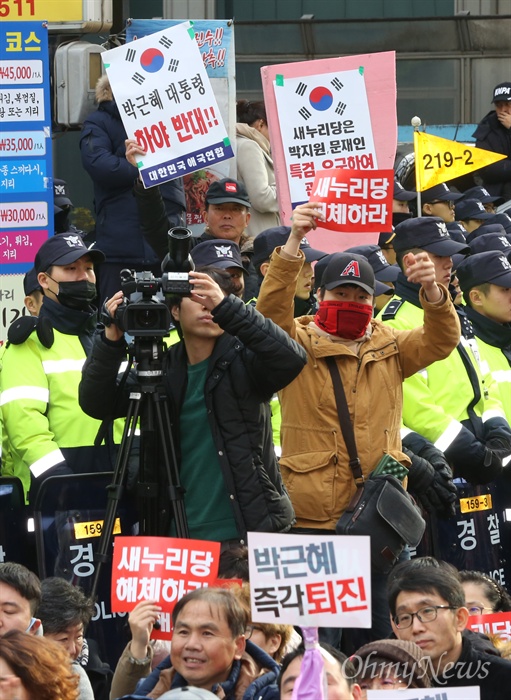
[309,168,393,232]
[366,687,480,699]
[125,19,236,228]
[102,21,233,190]
[111,536,220,638]
[466,610,511,643]
[414,131,505,191]
[247,532,371,628]
[262,51,396,251]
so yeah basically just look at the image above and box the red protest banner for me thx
[111,536,221,614]
[466,611,511,643]
[309,168,393,233]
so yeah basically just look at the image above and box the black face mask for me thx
[48,278,97,310]
[392,211,413,227]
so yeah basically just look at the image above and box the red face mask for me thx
[314,300,373,339]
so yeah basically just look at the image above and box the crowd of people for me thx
[1,75,511,699]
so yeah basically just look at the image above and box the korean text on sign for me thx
[309,168,393,233]
[248,532,371,628]
[111,536,220,613]
[102,21,233,188]
[273,69,378,207]
[467,611,511,643]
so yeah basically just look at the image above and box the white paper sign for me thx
[102,21,233,188]
[273,69,377,207]
[247,532,371,627]
[367,687,480,699]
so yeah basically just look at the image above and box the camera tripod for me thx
[91,335,189,600]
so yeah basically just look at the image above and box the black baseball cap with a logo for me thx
[205,178,251,207]
[492,82,511,103]
[422,183,463,204]
[344,244,399,282]
[458,186,500,204]
[486,213,511,235]
[34,234,105,273]
[191,239,245,272]
[457,250,511,292]
[252,226,326,270]
[469,233,511,258]
[393,180,416,202]
[466,223,508,243]
[321,252,375,295]
[393,217,470,256]
[455,199,492,223]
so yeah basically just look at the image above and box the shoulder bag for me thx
[326,356,426,574]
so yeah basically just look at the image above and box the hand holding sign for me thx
[125,138,147,171]
[128,599,162,660]
[282,203,325,258]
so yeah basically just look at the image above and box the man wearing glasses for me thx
[388,562,511,699]
[421,183,463,223]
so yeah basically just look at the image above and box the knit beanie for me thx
[352,639,431,689]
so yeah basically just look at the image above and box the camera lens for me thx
[134,309,159,329]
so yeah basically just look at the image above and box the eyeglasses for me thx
[360,676,409,691]
[244,624,264,639]
[468,605,493,616]
[393,604,456,629]
[428,200,454,208]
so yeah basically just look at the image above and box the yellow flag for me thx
[414,131,506,192]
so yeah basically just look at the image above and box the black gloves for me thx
[443,425,503,485]
[404,446,457,519]
[483,417,511,461]
[29,461,73,508]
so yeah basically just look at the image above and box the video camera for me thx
[112,227,195,337]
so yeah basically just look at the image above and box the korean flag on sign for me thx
[273,69,378,206]
[101,20,232,187]
[275,69,374,134]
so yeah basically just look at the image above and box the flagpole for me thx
[412,115,422,215]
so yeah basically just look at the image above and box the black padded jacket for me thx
[79,294,306,538]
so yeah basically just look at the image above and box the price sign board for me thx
[0,21,52,343]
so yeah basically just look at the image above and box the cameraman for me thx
[78,268,306,545]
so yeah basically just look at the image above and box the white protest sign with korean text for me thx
[367,687,480,699]
[248,532,371,628]
[272,69,377,209]
[102,21,233,188]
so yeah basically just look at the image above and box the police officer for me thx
[381,217,511,484]
[420,183,462,223]
[251,225,326,313]
[0,234,114,502]
[454,199,493,235]
[457,250,511,421]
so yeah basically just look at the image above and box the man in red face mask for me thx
[256,201,461,640]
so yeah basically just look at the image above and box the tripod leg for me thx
[91,395,142,600]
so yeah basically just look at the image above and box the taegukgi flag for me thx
[101,21,233,188]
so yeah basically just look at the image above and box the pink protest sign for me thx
[309,169,393,233]
[262,52,396,252]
